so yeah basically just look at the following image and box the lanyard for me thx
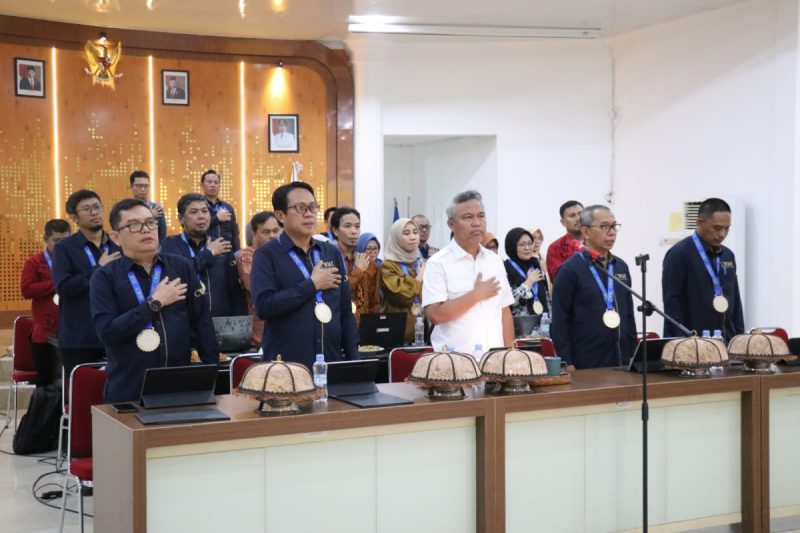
[127,264,162,329]
[399,261,421,304]
[43,250,53,270]
[584,257,615,311]
[83,242,107,268]
[691,233,722,297]
[288,248,323,304]
[507,259,540,302]
[181,233,205,258]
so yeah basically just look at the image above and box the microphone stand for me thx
[588,253,691,533]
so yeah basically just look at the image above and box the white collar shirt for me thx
[422,239,514,355]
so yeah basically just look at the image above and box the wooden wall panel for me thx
[152,57,241,233]
[244,63,329,229]
[57,49,149,212]
[0,43,53,309]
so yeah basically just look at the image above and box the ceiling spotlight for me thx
[277,59,285,68]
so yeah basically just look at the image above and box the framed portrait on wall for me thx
[268,114,299,153]
[162,70,189,106]
[15,58,45,98]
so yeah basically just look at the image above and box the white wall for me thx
[611,0,799,332]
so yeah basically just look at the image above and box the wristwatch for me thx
[146,296,162,313]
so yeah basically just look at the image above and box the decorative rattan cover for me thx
[728,333,790,359]
[480,348,548,379]
[407,350,481,384]
[237,357,318,398]
[661,337,729,367]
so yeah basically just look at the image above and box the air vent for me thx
[683,201,701,230]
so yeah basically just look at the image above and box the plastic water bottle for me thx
[701,329,711,338]
[473,344,485,394]
[540,313,551,339]
[313,353,328,402]
[414,316,425,346]
[711,330,724,372]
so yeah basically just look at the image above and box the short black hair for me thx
[200,169,219,183]
[559,200,583,218]
[109,198,148,230]
[330,207,360,229]
[44,219,70,238]
[65,190,101,216]
[26,66,35,72]
[250,211,277,233]
[323,207,337,222]
[129,170,150,185]
[272,182,315,213]
[177,193,207,217]
[697,198,731,219]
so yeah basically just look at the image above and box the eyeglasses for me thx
[77,204,103,215]
[364,246,379,253]
[416,224,431,231]
[517,241,535,248]
[287,202,320,215]
[119,220,159,233]
[589,223,622,234]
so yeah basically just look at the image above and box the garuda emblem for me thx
[84,32,123,87]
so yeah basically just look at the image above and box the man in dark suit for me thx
[19,66,41,91]
[165,77,185,99]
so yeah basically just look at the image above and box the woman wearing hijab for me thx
[357,232,382,267]
[380,218,424,343]
[504,227,550,318]
[482,231,499,254]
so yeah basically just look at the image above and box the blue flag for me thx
[393,197,400,222]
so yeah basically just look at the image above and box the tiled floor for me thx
[0,411,92,533]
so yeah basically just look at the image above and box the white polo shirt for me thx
[422,240,514,354]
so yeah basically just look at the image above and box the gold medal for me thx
[351,301,357,314]
[532,300,544,315]
[411,302,422,316]
[713,295,729,313]
[315,302,332,324]
[53,293,59,306]
[136,328,161,352]
[603,309,621,329]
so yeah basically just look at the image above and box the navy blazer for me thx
[52,231,120,350]
[205,197,241,252]
[251,233,358,368]
[550,252,637,369]
[662,234,744,342]
[90,253,218,403]
[161,233,247,318]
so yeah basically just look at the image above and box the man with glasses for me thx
[90,199,218,402]
[161,193,246,318]
[129,170,167,242]
[412,214,439,259]
[200,169,241,252]
[662,198,744,342]
[53,190,122,377]
[251,182,358,368]
[551,205,636,369]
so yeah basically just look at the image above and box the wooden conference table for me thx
[92,365,800,533]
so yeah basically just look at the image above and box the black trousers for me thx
[59,348,106,384]
[30,342,61,387]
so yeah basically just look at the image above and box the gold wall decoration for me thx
[83,32,123,87]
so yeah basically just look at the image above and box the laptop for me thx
[136,365,229,425]
[627,338,677,373]
[327,359,412,408]
[358,313,407,350]
[212,315,254,353]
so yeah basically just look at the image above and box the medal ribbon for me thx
[582,255,615,311]
[507,259,540,303]
[288,248,323,304]
[83,242,108,268]
[399,261,421,305]
[181,232,206,258]
[691,233,722,297]
[43,249,53,270]
[127,264,163,330]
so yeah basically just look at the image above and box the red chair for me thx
[637,331,661,343]
[388,347,433,382]
[749,327,789,343]
[3,316,37,433]
[513,338,556,356]
[59,363,106,533]
[229,354,261,390]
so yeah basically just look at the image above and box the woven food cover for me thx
[480,348,548,379]
[661,337,729,367]
[407,349,481,384]
[728,333,790,359]
[237,357,317,398]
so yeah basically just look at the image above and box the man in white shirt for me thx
[422,190,514,355]
[271,120,297,150]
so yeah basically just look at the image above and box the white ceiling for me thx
[0,0,748,41]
